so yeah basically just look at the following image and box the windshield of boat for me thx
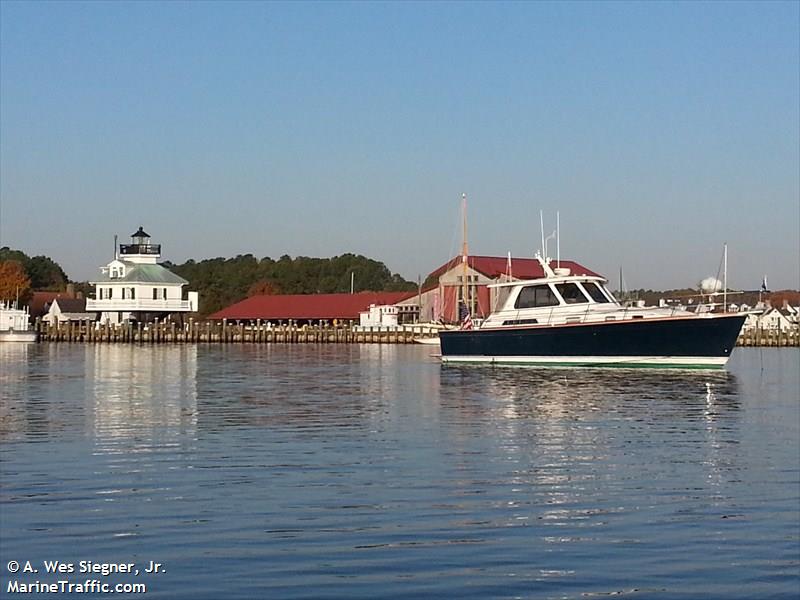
[555,282,590,304]
[514,284,559,309]
[582,282,611,304]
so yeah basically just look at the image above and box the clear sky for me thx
[1,0,798,291]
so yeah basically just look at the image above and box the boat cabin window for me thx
[514,284,559,309]
[555,283,590,304]
[583,282,611,304]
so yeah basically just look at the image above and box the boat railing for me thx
[493,303,698,330]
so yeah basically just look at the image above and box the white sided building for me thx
[86,227,199,324]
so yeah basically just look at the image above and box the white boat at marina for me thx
[0,301,37,342]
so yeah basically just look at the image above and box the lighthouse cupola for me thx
[119,226,161,264]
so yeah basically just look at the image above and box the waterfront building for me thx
[86,227,199,324]
[208,291,415,325]
[42,297,95,324]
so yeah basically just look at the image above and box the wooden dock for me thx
[736,328,799,347]
[31,319,799,347]
[34,319,439,344]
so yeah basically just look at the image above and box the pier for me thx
[736,328,799,347]
[30,318,798,346]
[33,319,438,344]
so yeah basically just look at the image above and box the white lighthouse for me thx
[86,227,199,324]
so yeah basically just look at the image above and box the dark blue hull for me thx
[439,314,747,368]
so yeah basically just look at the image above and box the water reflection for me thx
[439,365,739,420]
[0,344,198,447]
[192,344,442,433]
[0,343,34,441]
[437,365,743,531]
[89,345,198,453]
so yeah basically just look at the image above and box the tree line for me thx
[164,253,416,316]
[0,247,416,316]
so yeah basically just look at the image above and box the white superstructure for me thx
[0,301,37,342]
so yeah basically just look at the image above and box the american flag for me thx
[461,312,473,330]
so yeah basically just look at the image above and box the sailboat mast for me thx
[461,193,469,316]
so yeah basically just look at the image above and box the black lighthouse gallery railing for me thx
[119,244,161,255]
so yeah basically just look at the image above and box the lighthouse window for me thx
[555,283,590,304]
[515,285,559,309]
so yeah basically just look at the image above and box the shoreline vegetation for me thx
[2,246,798,322]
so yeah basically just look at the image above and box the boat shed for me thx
[208,291,417,325]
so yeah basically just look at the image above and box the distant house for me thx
[757,307,797,332]
[86,227,199,324]
[209,291,416,325]
[42,298,96,324]
[29,291,68,320]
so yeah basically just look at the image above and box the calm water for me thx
[1,344,798,599]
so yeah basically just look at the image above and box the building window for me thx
[108,287,113,299]
[162,288,167,300]
[122,288,126,300]
[153,288,158,300]
[99,288,104,300]
[130,288,135,300]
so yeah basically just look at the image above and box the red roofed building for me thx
[208,291,417,324]
[420,255,601,323]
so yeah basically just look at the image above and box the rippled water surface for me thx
[1,344,798,599]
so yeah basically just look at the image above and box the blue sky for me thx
[1,0,798,290]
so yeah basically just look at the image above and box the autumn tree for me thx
[248,280,280,297]
[0,260,32,303]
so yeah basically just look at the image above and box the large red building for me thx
[208,291,416,324]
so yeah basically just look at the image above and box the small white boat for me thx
[0,301,37,342]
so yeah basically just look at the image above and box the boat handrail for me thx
[487,274,608,289]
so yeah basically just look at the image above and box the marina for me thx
[1,343,797,599]
[25,317,797,346]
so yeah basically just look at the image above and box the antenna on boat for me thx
[556,211,560,269]
[539,210,545,259]
[723,243,727,313]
